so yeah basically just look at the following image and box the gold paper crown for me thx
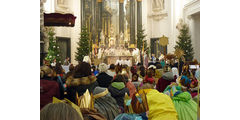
[129,44,136,48]
[76,89,94,110]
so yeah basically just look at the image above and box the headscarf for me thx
[83,56,91,64]
[172,67,179,78]
[98,63,109,73]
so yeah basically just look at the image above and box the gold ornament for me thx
[174,48,185,59]
[159,35,168,46]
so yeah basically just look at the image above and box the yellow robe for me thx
[147,89,178,120]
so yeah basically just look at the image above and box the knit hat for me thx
[93,87,107,95]
[98,63,109,73]
[93,87,109,99]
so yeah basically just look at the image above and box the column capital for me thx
[119,0,124,3]
[97,0,102,2]
[137,0,142,2]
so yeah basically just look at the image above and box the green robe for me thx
[164,85,198,120]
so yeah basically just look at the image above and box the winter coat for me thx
[96,72,113,88]
[66,75,98,103]
[40,77,60,109]
[108,82,130,108]
[156,72,176,92]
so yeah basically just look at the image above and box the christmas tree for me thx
[75,26,90,62]
[45,28,61,63]
[175,24,194,61]
[137,25,146,51]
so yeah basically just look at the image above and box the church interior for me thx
[40,0,200,65]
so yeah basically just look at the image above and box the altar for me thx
[106,55,133,66]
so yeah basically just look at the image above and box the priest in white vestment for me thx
[132,48,140,64]
[123,58,131,67]
[98,48,103,59]
[115,57,124,65]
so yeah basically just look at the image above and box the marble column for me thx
[137,0,142,31]
[81,0,86,27]
[97,0,103,44]
[92,0,97,44]
[107,16,109,36]
[119,0,124,34]
[130,0,136,45]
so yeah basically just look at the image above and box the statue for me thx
[176,18,183,31]
[105,35,109,46]
[100,30,105,44]
[119,32,124,44]
[57,0,65,5]
[152,0,165,12]
[109,37,115,47]
[98,48,103,59]
[110,24,115,37]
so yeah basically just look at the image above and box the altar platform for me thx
[106,55,133,65]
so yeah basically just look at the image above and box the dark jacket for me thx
[96,72,113,88]
[66,75,99,103]
[40,77,60,109]
[173,61,184,75]
[156,72,176,92]
[108,82,130,108]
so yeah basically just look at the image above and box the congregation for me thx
[40,55,200,120]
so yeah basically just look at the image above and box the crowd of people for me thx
[40,56,200,120]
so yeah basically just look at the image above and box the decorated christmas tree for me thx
[175,24,194,61]
[75,26,90,62]
[45,28,61,63]
[137,26,146,51]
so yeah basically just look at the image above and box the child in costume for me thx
[163,82,198,120]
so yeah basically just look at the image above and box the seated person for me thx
[138,84,178,120]
[156,65,176,92]
[132,73,141,89]
[96,63,113,88]
[93,87,120,120]
[123,75,136,98]
[143,69,155,84]
[163,82,198,120]
[40,102,83,120]
[107,64,116,77]
[40,66,60,109]
[108,74,130,112]
[66,62,98,103]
